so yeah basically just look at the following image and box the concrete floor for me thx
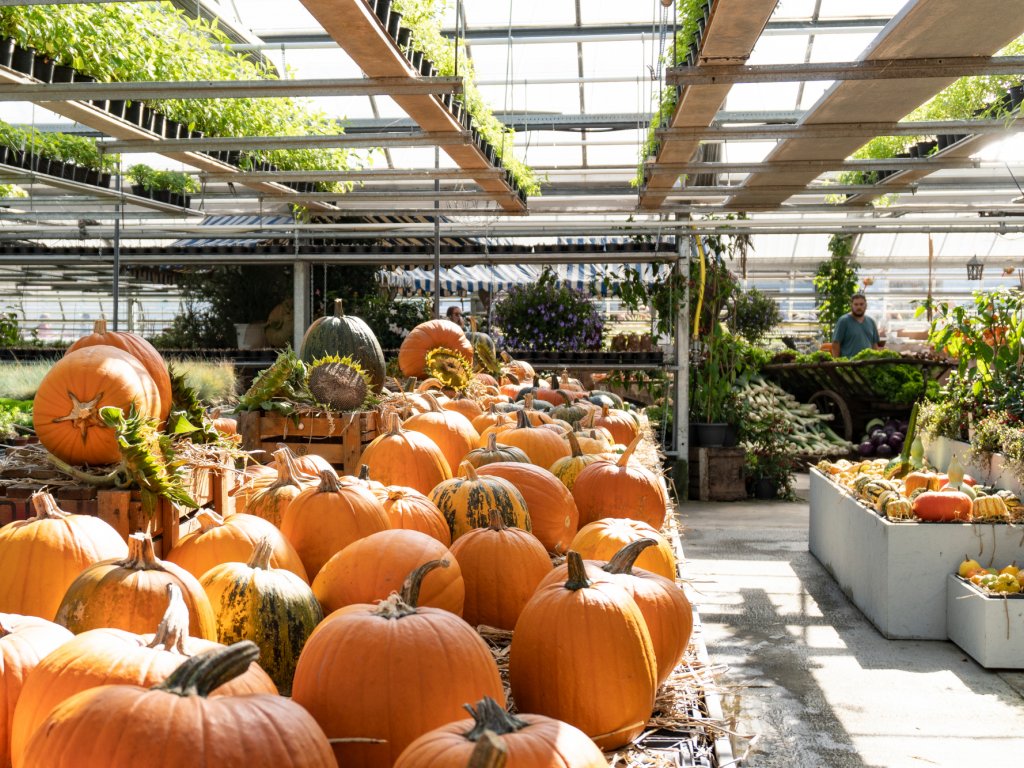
[678,474,1024,768]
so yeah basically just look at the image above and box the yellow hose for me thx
[692,233,707,340]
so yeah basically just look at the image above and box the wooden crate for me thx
[237,410,379,475]
[688,447,747,502]
[0,461,238,557]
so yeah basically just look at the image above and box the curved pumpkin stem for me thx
[270,447,305,488]
[374,559,449,619]
[460,460,480,482]
[119,532,167,572]
[603,539,658,576]
[423,392,445,413]
[195,509,225,534]
[28,491,71,521]
[564,551,591,592]
[514,409,532,430]
[566,431,584,458]
[248,537,274,570]
[486,432,500,452]
[358,464,372,482]
[523,393,535,411]
[92,318,108,334]
[388,411,404,436]
[464,696,528,740]
[147,583,190,654]
[155,641,260,698]
[617,434,643,468]
[581,409,597,429]
[316,468,343,494]
[503,372,520,386]
[485,507,507,532]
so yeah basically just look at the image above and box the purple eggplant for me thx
[859,441,875,457]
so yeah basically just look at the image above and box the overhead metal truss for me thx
[655,119,1023,142]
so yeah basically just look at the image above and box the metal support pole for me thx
[675,221,691,463]
[112,158,121,330]
[293,261,310,351]
[433,146,441,319]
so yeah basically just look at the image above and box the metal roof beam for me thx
[656,118,1022,141]
[101,131,469,153]
[649,158,985,174]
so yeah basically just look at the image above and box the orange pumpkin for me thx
[503,356,535,383]
[280,468,391,580]
[398,319,474,378]
[449,508,552,630]
[240,447,308,527]
[509,552,656,750]
[0,491,128,621]
[21,642,332,768]
[292,561,505,768]
[403,393,481,472]
[572,435,667,529]
[443,395,484,421]
[593,404,639,445]
[54,532,218,640]
[166,510,308,583]
[10,585,276,768]
[267,447,335,479]
[33,345,161,465]
[67,318,172,423]
[312,529,465,615]
[472,403,511,434]
[477,417,516,448]
[393,696,607,768]
[498,409,571,469]
[378,485,452,545]
[360,412,453,495]
[912,490,973,522]
[0,614,73,768]
[550,431,605,491]
[569,518,676,579]
[903,471,947,496]
[475,462,579,555]
[430,461,532,541]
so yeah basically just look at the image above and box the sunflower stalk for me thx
[167,365,223,445]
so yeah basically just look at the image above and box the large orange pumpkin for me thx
[912,490,973,522]
[393,696,607,768]
[360,412,452,495]
[67,318,172,423]
[0,614,73,768]
[378,485,452,545]
[403,393,480,472]
[509,552,656,750]
[593,404,639,446]
[430,461,531,541]
[903,471,947,496]
[443,394,484,422]
[33,345,161,465]
[398,319,474,378]
[572,435,667,529]
[20,642,333,768]
[292,561,505,768]
[449,508,552,630]
[0,491,128,621]
[476,462,578,554]
[54,532,218,640]
[166,510,308,583]
[312,529,464,615]
[569,518,676,579]
[10,585,276,768]
[280,468,391,580]
[498,410,571,469]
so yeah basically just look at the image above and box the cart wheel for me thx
[808,389,853,443]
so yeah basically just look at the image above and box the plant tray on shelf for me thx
[237,409,379,475]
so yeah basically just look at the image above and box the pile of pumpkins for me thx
[818,457,1022,523]
[0,316,694,767]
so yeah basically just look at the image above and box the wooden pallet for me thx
[0,461,238,557]
[236,410,379,475]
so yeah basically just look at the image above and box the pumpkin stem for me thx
[388,411,403,436]
[601,404,610,418]
[505,372,520,386]
[566,431,584,458]
[155,641,260,698]
[485,507,506,532]
[317,468,343,494]
[248,537,274,570]
[93,318,108,334]
[147,583,190,654]
[514,409,532,430]
[523,392,534,410]
[423,392,444,412]
[28,491,70,520]
[358,464,372,482]
[195,509,224,534]
[119,532,166,571]
[617,434,643,467]
[467,731,508,768]
[333,298,344,316]
[603,539,658,575]
[463,696,528,740]
[582,409,596,429]
[460,460,479,482]
[271,447,304,488]
[564,551,591,592]
[373,559,449,619]
[486,432,499,452]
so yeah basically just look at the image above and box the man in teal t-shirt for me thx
[832,293,880,358]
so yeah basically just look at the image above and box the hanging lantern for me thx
[966,255,984,281]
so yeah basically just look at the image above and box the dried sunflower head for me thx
[307,354,373,411]
[424,346,473,390]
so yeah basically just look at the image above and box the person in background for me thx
[832,293,880,357]
[445,305,466,330]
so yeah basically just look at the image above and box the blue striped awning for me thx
[172,214,294,247]
[382,263,664,297]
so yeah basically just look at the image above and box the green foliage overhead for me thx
[813,235,859,339]
[731,287,782,345]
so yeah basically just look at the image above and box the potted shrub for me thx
[740,404,797,500]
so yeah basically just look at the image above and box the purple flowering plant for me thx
[493,273,604,352]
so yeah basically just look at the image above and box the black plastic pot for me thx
[124,101,143,125]
[419,56,433,77]
[915,140,937,156]
[33,54,54,83]
[1010,84,1024,110]
[152,189,171,204]
[61,161,76,180]
[73,165,89,183]
[165,120,182,139]
[130,183,147,197]
[10,45,34,77]
[396,26,412,49]
[52,63,74,83]
[387,10,402,40]
[754,478,777,500]
[150,112,165,137]
[694,423,729,448]
[936,134,951,150]
[140,106,155,132]
[91,99,110,113]
[411,50,423,71]
[99,172,112,188]
[84,168,100,186]
[0,38,14,68]
[374,0,392,24]
[190,129,205,140]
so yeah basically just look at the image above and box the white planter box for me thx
[946,575,1024,669]
[809,470,1024,639]
[921,435,1022,495]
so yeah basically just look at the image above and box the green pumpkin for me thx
[298,299,386,391]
